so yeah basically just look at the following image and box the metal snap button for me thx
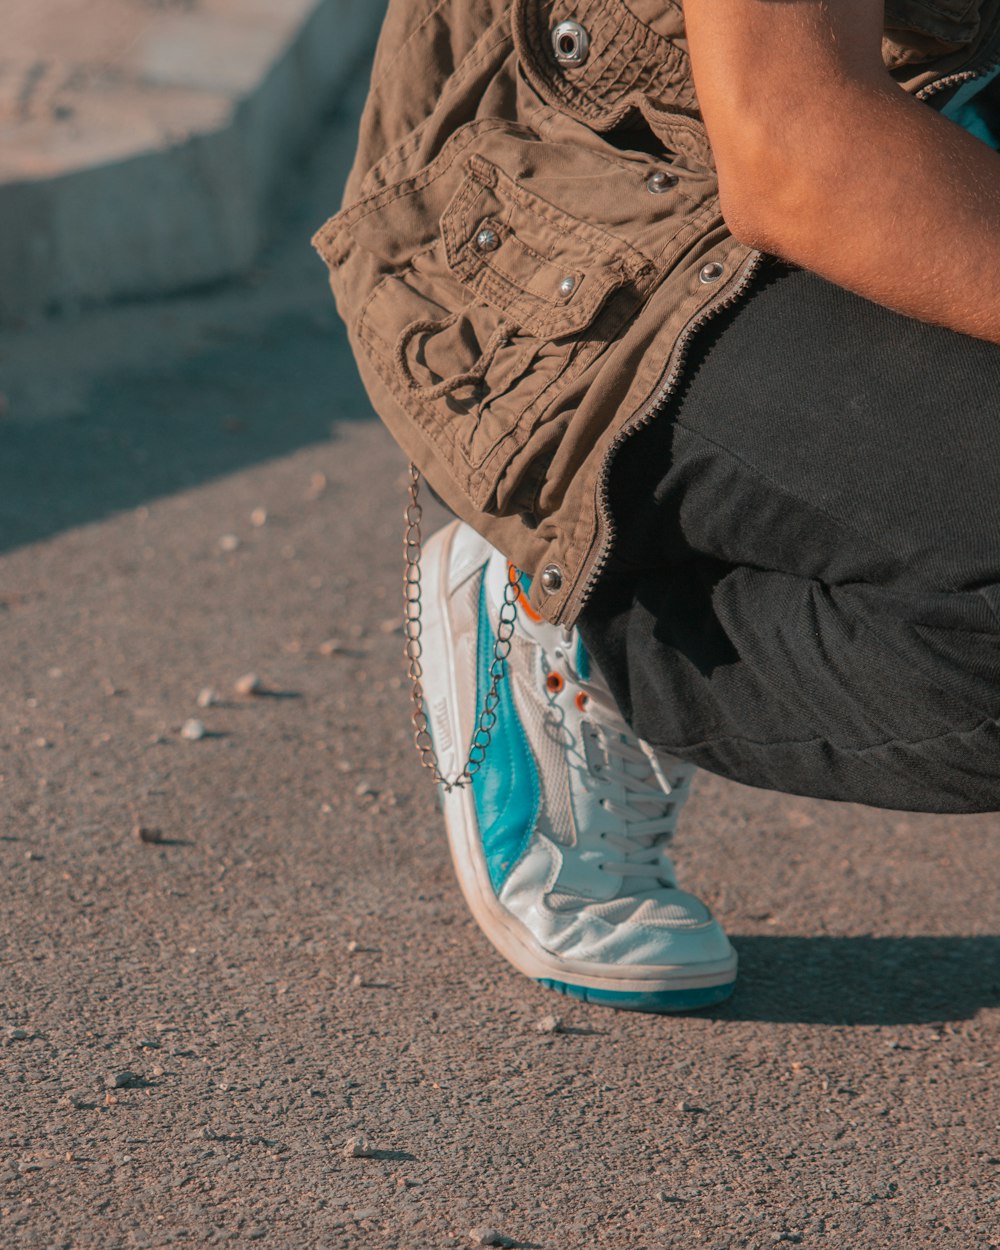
[559,276,576,296]
[540,564,564,593]
[699,261,725,284]
[476,227,499,252]
[551,20,589,66]
[647,170,678,194]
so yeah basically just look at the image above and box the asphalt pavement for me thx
[0,84,997,1250]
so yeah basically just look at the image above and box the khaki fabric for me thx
[314,0,1000,624]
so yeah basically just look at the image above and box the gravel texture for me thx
[0,78,997,1250]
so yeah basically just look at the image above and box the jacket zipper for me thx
[915,58,1000,103]
[913,0,1000,106]
[564,43,1000,626]
[563,246,764,624]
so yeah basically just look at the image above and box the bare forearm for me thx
[725,81,1000,345]
[682,0,1000,345]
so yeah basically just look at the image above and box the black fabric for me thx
[578,260,1000,812]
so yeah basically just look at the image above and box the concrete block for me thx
[0,0,385,325]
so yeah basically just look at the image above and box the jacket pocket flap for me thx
[441,155,655,340]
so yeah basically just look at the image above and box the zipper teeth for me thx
[567,249,765,621]
[916,57,1000,101]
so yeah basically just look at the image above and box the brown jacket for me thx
[314,0,1000,624]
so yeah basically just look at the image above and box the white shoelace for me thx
[554,635,693,888]
[587,721,689,883]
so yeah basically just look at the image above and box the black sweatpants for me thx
[578,261,1000,813]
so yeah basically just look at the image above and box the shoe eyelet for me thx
[546,671,565,694]
[575,691,589,712]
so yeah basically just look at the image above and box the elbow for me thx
[718,185,774,252]
[717,159,797,255]
[711,114,828,259]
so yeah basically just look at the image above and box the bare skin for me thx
[682,0,1000,344]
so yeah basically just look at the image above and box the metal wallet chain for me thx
[404,463,519,792]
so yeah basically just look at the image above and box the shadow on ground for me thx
[0,310,370,554]
[713,934,1000,1024]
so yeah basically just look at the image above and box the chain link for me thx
[404,464,518,792]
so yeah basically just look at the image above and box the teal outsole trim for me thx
[534,977,736,1014]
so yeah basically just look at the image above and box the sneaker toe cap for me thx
[531,888,734,970]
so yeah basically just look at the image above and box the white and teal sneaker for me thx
[418,519,737,1013]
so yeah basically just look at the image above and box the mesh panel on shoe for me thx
[545,892,710,928]
[462,571,483,650]
[510,637,575,847]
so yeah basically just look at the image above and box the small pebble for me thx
[7,1027,28,1042]
[469,1227,511,1248]
[196,687,218,709]
[354,781,377,799]
[106,1071,143,1090]
[133,825,164,845]
[351,973,365,989]
[536,1014,562,1034]
[306,472,328,499]
[677,1099,705,1113]
[319,638,346,656]
[347,940,360,953]
[250,507,268,527]
[181,719,206,741]
[218,534,240,553]
[234,673,264,697]
[151,1065,165,1078]
[343,1133,374,1159]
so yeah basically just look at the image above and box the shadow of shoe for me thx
[706,934,1000,1024]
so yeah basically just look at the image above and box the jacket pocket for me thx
[349,144,657,511]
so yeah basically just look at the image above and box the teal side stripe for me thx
[471,576,540,893]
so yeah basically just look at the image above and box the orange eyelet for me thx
[575,691,589,712]
[546,671,565,694]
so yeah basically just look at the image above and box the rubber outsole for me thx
[535,977,737,1014]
